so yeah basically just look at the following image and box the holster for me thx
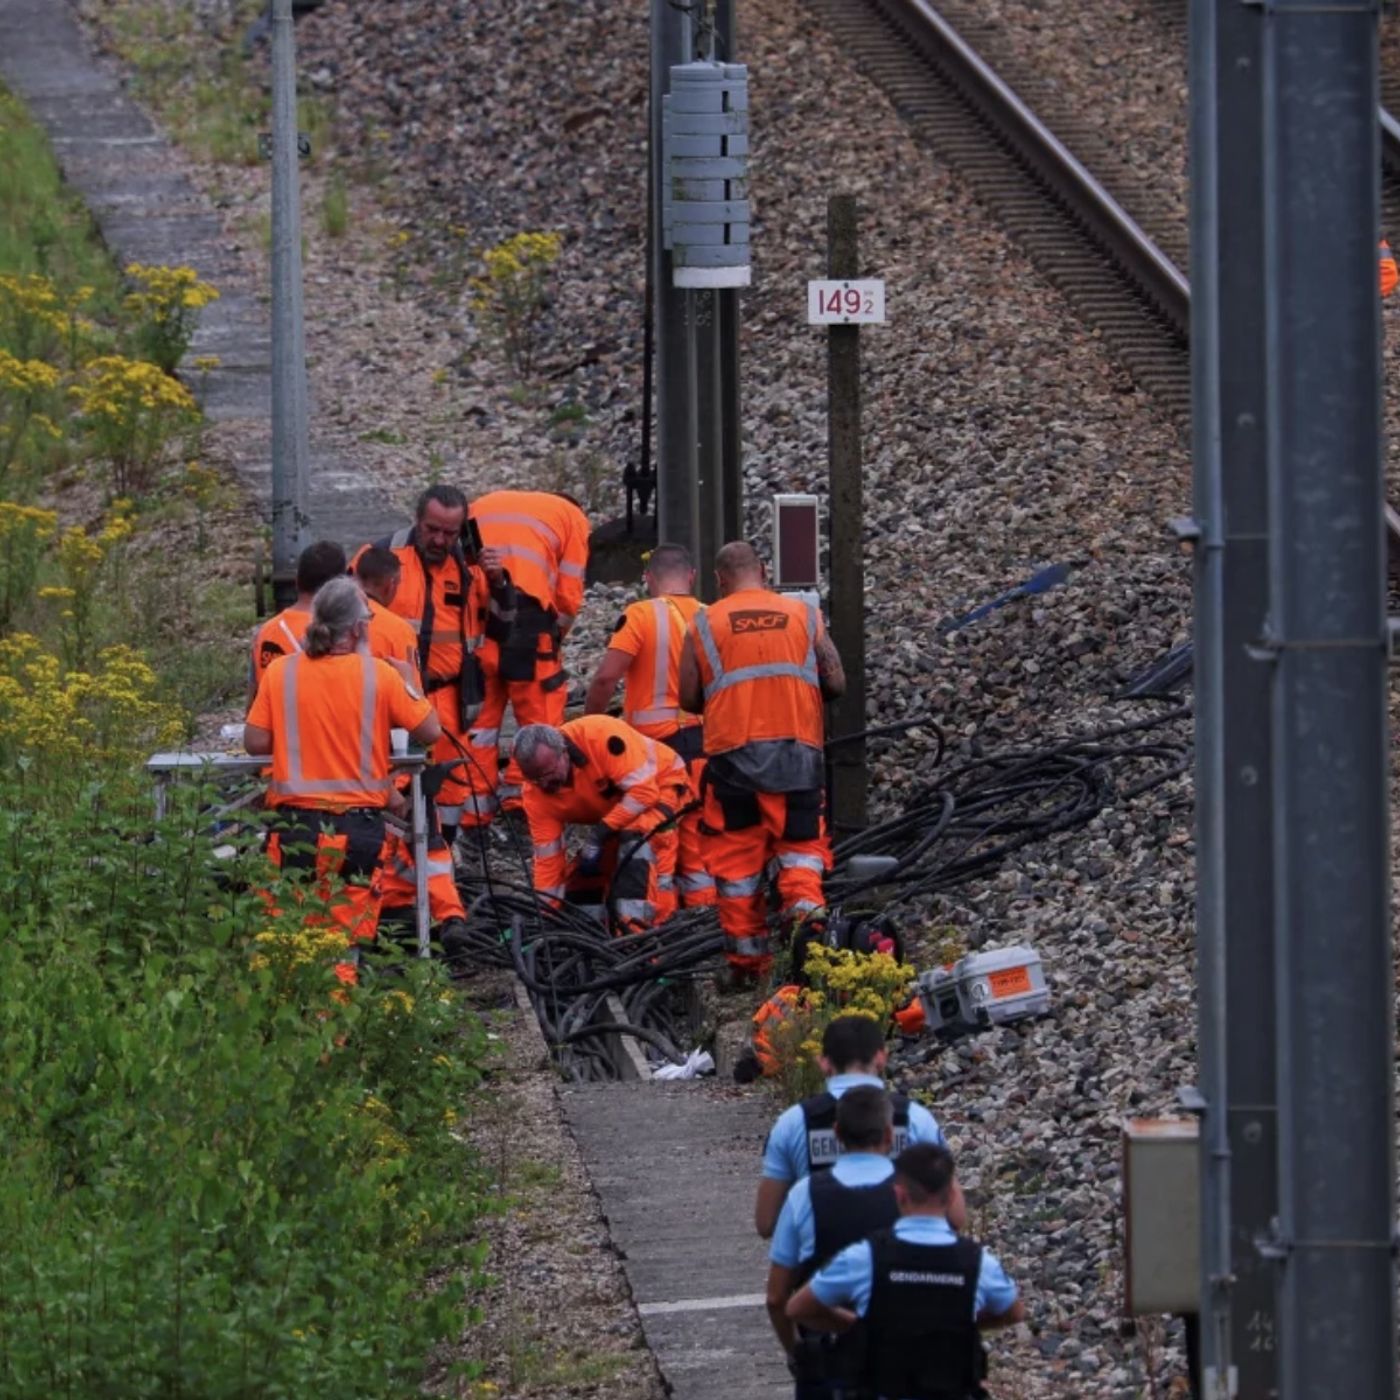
[499,597,561,682]
[458,652,485,729]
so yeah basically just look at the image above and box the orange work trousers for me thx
[263,808,390,947]
[656,755,714,920]
[461,640,567,828]
[379,830,466,925]
[564,826,676,935]
[700,782,830,976]
[426,683,476,830]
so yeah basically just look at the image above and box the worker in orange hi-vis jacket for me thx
[246,540,347,711]
[514,715,692,935]
[584,542,714,919]
[466,490,590,822]
[1382,240,1398,299]
[678,541,847,983]
[355,544,423,686]
[245,577,442,955]
[351,485,517,850]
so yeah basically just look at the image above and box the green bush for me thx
[0,776,491,1395]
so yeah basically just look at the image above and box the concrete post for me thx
[270,0,310,606]
[1261,3,1394,1394]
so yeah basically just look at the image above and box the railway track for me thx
[807,0,1400,568]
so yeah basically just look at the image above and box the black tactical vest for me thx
[797,1169,900,1287]
[801,1089,911,1173]
[864,1228,985,1400]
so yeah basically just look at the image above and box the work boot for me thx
[438,917,473,979]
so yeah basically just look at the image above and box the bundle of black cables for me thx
[447,706,1192,1082]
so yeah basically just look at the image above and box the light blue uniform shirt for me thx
[769,1153,895,1270]
[809,1215,1018,1320]
[761,1073,946,1183]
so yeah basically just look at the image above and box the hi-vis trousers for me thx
[700,778,830,976]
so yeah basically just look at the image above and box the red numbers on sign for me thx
[818,287,875,317]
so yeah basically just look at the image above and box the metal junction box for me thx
[1122,1118,1200,1316]
[663,61,751,288]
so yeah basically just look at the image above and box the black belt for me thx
[424,675,456,694]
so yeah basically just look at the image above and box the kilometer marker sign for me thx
[807,278,886,325]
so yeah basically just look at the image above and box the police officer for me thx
[787,1144,1023,1400]
[766,1087,901,1396]
[756,1015,945,1239]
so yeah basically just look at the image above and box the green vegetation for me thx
[322,169,350,238]
[0,83,496,1392]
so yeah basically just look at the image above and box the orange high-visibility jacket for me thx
[469,490,589,624]
[689,588,825,757]
[1382,240,1398,299]
[247,651,432,811]
[353,529,490,689]
[250,605,312,695]
[523,715,690,900]
[367,598,421,682]
[610,593,706,740]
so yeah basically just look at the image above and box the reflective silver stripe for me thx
[437,803,464,822]
[615,899,655,922]
[717,873,763,898]
[534,838,564,858]
[629,706,682,725]
[620,750,658,790]
[619,793,649,817]
[404,616,423,630]
[650,598,670,719]
[389,527,413,549]
[627,841,656,865]
[497,783,522,798]
[693,608,724,685]
[680,871,715,892]
[470,727,501,746]
[705,661,818,699]
[425,854,455,878]
[777,852,826,874]
[271,653,392,798]
[498,542,556,582]
[559,560,585,579]
[730,934,770,957]
[429,630,461,646]
[540,883,566,898]
[787,899,823,914]
[657,873,675,890]
[464,793,498,816]
[476,511,560,552]
[277,617,304,653]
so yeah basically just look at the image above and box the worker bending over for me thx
[788,1144,1023,1400]
[354,485,515,848]
[466,489,590,822]
[245,577,442,948]
[585,542,714,917]
[766,1086,901,1395]
[756,1014,945,1239]
[246,540,346,709]
[679,541,845,980]
[515,715,692,934]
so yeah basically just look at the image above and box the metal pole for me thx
[715,0,744,550]
[826,195,866,831]
[651,0,699,568]
[1187,0,1232,1387]
[1261,3,1394,1395]
[1191,0,1280,1391]
[270,0,310,608]
[411,770,430,959]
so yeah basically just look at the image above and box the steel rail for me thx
[868,0,1400,569]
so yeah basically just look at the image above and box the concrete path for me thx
[0,0,403,548]
[562,1082,791,1400]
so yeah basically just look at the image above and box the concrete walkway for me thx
[562,1082,791,1400]
[0,0,402,548]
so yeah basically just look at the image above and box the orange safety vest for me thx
[613,593,706,740]
[353,528,484,688]
[248,651,431,810]
[469,490,589,623]
[1382,240,1398,299]
[250,605,311,694]
[522,715,690,899]
[690,588,825,757]
[367,598,421,678]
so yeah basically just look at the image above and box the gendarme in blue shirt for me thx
[761,1073,946,1184]
[770,1152,895,1270]
[809,1215,1018,1320]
